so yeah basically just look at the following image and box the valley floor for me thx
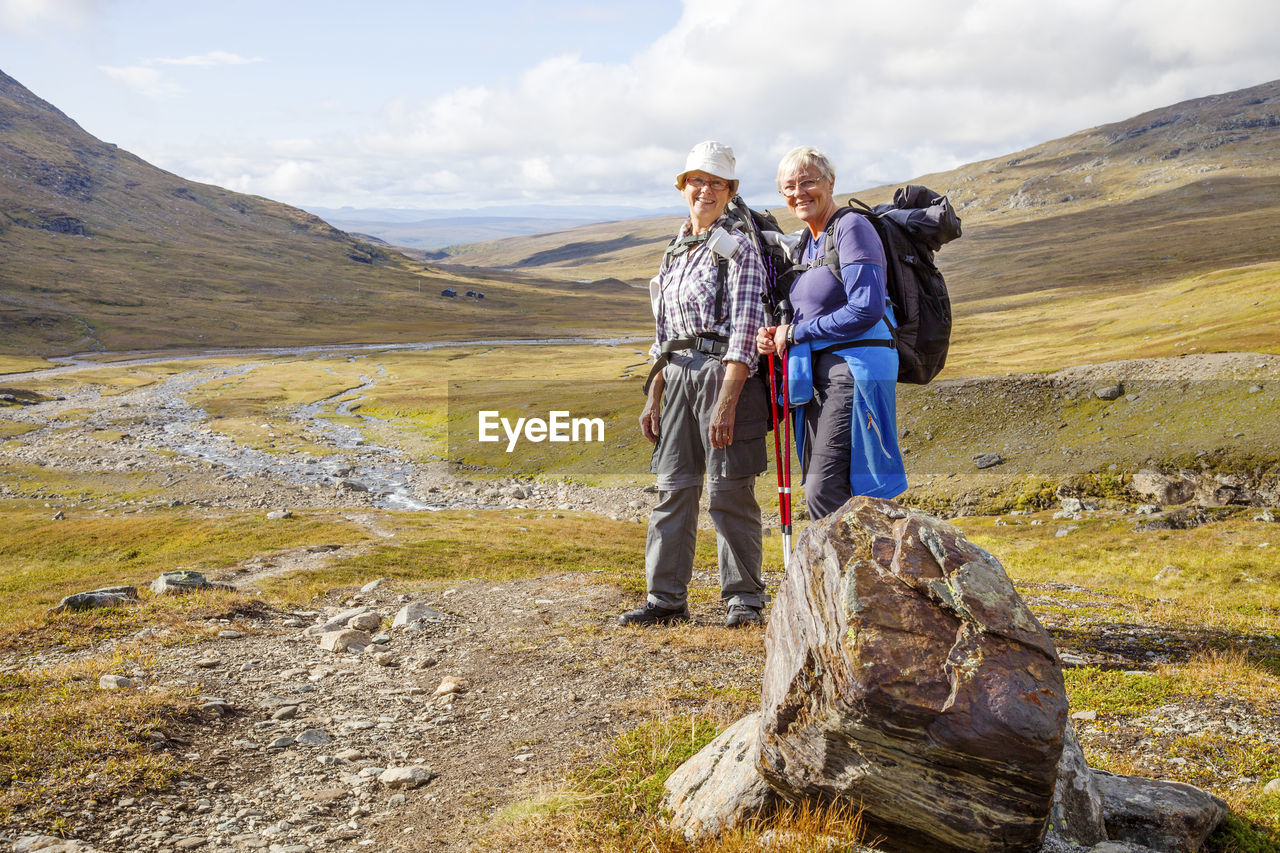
[2,350,1278,851]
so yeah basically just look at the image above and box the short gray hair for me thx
[776,146,835,189]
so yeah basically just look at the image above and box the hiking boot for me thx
[725,603,763,628]
[617,601,689,627]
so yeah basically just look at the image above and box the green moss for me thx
[1063,667,1183,718]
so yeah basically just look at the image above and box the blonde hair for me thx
[776,146,835,189]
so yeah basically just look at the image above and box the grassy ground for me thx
[0,503,368,639]
[3,347,1279,849]
[2,501,1278,848]
[950,260,1280,375]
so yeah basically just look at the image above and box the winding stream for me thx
[6,338,644,511]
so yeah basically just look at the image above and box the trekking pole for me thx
[778,305,794,569]
[779,349,792,569]
[766,349,786,567]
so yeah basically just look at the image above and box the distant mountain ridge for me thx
[438,79,1280,310]
[0,70,456,354]
[3,70,1278,361]
[306,203,687,252]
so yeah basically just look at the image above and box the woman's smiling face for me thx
[681,170,732,224]
[779,168,835,228]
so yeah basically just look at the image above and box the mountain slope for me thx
[0,71,647,356]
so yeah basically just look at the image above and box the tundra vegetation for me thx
[2,340,1279,851]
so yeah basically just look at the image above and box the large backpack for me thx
[807,185,962,384]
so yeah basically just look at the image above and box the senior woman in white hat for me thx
[619,140,771,629]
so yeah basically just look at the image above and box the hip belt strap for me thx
[642,334,728,394]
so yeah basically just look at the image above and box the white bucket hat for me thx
[675,140,738,192]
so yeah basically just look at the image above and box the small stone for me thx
[378,766,434,790]
[99,674,134,690]
[369,652,398,667]
[266,509,292,520]
[393,602,447,628]
[360,578,386,592]
[974,452,1004,469]
[1264,778,1280,794]
[271,705,299,721]
[1154,565,1182,582]
[295,728,332,747]
[335,748,364,761]
[388,793,406,808]
[1070,710,1098,722]
[1094,382,1124,400]
[347,612,382,632]
[198,699,233,716]
[218,629,244,639]
[194,657,223,668]
[434,677,463,697]
[319,629,371,654]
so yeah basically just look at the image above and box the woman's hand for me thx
[709,394,736,449]
[771,324,791,353]
[756,325,777,355]
[639,373,664,444]
[709,361,749,449]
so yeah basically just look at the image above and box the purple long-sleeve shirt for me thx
[790,211,890,343]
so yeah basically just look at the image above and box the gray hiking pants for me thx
[644,353,768,610]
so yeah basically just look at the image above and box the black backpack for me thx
[806,185,962,384]
[723,196,799,326]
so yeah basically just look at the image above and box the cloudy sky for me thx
[2,0,1278,217]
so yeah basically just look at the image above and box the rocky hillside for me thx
[0,71,483,355]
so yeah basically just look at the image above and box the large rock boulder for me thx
[1048,725,1107,847]
[758,497,1068,853]
[150,570,233,595]
[53,585,139,613]
[1093,771,1227,853]
[1130,469,1196,506]
[664,712,778,842]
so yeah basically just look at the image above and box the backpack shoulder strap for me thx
[802,204,861,282]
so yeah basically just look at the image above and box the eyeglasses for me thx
[686,176,730,191]
[780,177,824,197]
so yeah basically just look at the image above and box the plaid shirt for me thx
[650,214,769,374]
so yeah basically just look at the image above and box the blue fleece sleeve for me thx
[793,263,886,343]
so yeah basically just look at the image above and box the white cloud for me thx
[99,65,181,98]
[156,0,1280,210]
[0,0,99,31]
[97,50,261,100]
[152,51,262,67]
